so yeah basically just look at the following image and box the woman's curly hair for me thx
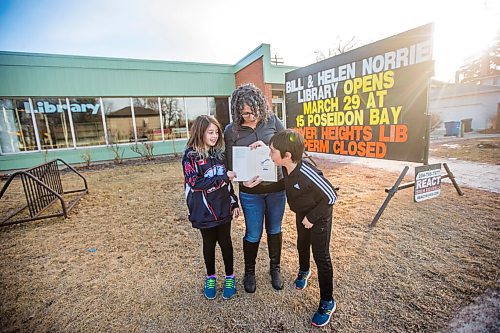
[230,83,272,129]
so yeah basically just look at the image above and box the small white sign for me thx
[232,146,277,182]
[414,164,442,202]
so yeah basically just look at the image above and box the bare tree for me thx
[456,29,499,84]
[162,98,182,131]
[134,98,158,110]
[133,97,183,134]
[315,36,359,62]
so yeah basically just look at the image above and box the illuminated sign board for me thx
[285,23,434,163]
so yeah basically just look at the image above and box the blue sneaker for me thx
[311,299,336,327]
[203,277,217,300]
[294,269,311,290]
[222,276,236,300]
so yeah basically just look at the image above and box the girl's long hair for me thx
[230,83,272,130]
[186,115,225,159]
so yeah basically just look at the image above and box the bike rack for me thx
[0,159,88,227]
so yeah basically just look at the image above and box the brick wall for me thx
[235,57,273,108]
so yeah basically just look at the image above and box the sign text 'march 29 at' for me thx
[285,23,434,163]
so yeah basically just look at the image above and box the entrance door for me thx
[272,89,286,126]
[272,101,285,125]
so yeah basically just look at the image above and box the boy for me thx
[269,129,337,327]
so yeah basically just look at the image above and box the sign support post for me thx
[369,163,463,227]
[369,166,409,228]
[443,163,464,196]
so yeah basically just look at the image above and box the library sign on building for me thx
[285,23,434,163]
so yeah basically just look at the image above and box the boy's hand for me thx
[243,175,263,188]
[302,216,313,229]
[249,140,266,150]
[233,208,240,219]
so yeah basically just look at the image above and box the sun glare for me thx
[432,1,499,82]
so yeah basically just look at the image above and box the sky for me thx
[0,0,498,82]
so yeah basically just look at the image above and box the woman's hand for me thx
[233,207,240,219]
[227,170,236,181]
[243,175,263,188]
[249,140,266,150]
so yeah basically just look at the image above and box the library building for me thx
[0,44,295,171]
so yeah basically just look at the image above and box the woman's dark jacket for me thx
[224,114,285,194]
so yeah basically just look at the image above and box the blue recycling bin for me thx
[444,121,460,136]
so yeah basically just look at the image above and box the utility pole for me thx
[271,54,284,65]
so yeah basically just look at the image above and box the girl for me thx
[182,115,240,300]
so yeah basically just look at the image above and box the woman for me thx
[224,83,286,293]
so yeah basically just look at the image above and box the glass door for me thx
[272,89,286,126]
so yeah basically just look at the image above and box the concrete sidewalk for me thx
[312,153,500,194]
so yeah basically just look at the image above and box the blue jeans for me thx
[239,190,286,243]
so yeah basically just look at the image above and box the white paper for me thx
[232,146,277,182]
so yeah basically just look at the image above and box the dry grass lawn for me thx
[0,142,499,332]
[429,137,499,164]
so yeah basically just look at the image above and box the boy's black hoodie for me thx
[283,159,337,224]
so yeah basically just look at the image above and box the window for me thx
[1,95,227,153]
[185,97,212,135]
[0,99,37,152]
[31,98,72,150]
[272,90,285,124]
[208,97,216,117]
[102,98,134,144]
[132,97,162,141]
[68,97,106,146]
[161,97,187,139]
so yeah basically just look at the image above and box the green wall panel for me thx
[0,52,236,97]
[0,46,297,96]
[267,65,297,84]
[0,66,235,97]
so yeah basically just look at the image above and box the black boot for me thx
[268,233,284,290]
[243,239,259,293]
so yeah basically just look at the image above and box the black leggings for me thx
[200,221,233,276]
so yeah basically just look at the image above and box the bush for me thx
[108,144,125,164]
[130,142,155,160]
[81,151,92,168]
[429,113,442,131]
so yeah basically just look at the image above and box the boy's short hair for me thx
[270,129,304,162]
